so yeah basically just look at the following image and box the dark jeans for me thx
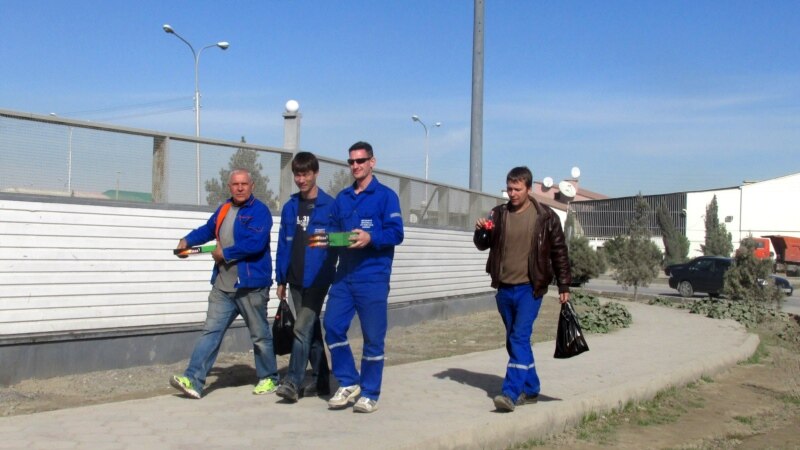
[285,284,330,389]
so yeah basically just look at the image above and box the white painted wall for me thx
[740,173,800,237]
[0,199,493,336]
[684,172,800,257]
[685,187,741,257]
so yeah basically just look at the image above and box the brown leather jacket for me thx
[473,196,571,297]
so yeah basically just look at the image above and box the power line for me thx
[59,97,192,118]
[96,105,194,122]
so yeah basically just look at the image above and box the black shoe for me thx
[516,393,539,406]
[493,394,515,412]
[302,381,331,397]
[276,381,299,403]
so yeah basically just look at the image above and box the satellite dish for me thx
[558,180,576,198]
[571,166,581,179]
[542,176,553,188]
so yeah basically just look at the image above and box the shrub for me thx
[568,235,607,285]
[571,292,632,334]
[724,237,783,308]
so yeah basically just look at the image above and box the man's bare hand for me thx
[276,284,287,301]
[211,245,224,265]
[559,292,570,304]
[175,239,189,259]
[348,229,371,249]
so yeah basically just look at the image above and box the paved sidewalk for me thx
[0,301,758,450]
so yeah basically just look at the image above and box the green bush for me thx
[568,235,607,285]
[571,292,632,334]
[724,237,783,307]
[688,298,784,328]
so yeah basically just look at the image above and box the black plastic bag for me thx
[554,301,589,359]
[272,299,295,356]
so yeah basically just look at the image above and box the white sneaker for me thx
[353,397,378,413]
[327,385,361,409]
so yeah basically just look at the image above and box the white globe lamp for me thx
[285,99,300,113]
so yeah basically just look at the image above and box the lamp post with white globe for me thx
[162,23,229,205]
[411,115,442,203]
[283,99,301,151]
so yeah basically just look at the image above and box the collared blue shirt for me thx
[332,176,404,283]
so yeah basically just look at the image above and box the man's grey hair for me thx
[228,169,253,184]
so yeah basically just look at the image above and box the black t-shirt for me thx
[287,197,314,286]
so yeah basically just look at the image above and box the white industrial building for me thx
[571,171,800,257]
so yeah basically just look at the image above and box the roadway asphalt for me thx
[0,301,758,450]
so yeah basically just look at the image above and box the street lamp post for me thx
[411,115,441,204]
[163,24,229,205]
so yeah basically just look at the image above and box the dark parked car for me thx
[665,256,732,297]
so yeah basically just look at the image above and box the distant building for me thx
[570,172,800,257]
[503,178,608,224]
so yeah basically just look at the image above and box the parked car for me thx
[768,274,794,296]
[665,256,732,297]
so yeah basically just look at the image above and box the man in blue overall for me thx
[274,152,337,402]
[324,141,404,413]
[474,166,571,412]
[169,169,278,399]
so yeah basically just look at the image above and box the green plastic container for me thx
[327,232,356,247]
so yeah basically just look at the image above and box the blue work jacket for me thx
[275,188,338,288]
[331,176,404,283]
[184,195,273,289]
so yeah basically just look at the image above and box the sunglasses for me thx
[347,157,371,166]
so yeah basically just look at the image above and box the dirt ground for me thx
[2,295,799,449]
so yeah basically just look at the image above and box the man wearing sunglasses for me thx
[323,141,404,413]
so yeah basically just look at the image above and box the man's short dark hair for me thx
[291,151,319,174]
[348,141,373,158]
[507,166,533,188]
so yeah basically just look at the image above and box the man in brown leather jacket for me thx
[474,166,571,412]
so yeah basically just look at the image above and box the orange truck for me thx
[752,236,800,276]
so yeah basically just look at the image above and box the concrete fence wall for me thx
[0,196,495,384]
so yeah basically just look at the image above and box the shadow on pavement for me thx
[433,368,563,402]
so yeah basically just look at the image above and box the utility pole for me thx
[469,0,484,191]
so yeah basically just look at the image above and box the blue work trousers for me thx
[496,283,543,400]
[285,284,330,389]
[184,286,278,394]
[323,280,389,401]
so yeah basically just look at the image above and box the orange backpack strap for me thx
[214,202,232,241]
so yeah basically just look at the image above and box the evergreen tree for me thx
[204,137,278,210]
[656,202,689,267]
[327,168,352,195]
[600,235,627,268]
[563,211,575,242]
[608,194,663,301]
[568,235,607,286]
[724,237,783,310]
[701,195,733,257]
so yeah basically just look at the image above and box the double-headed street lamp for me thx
[163,24,229,205]
[411,115,441,204]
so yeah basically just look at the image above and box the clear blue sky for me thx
[2,1,799,197]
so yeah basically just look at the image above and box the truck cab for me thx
[750,237,772,260]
